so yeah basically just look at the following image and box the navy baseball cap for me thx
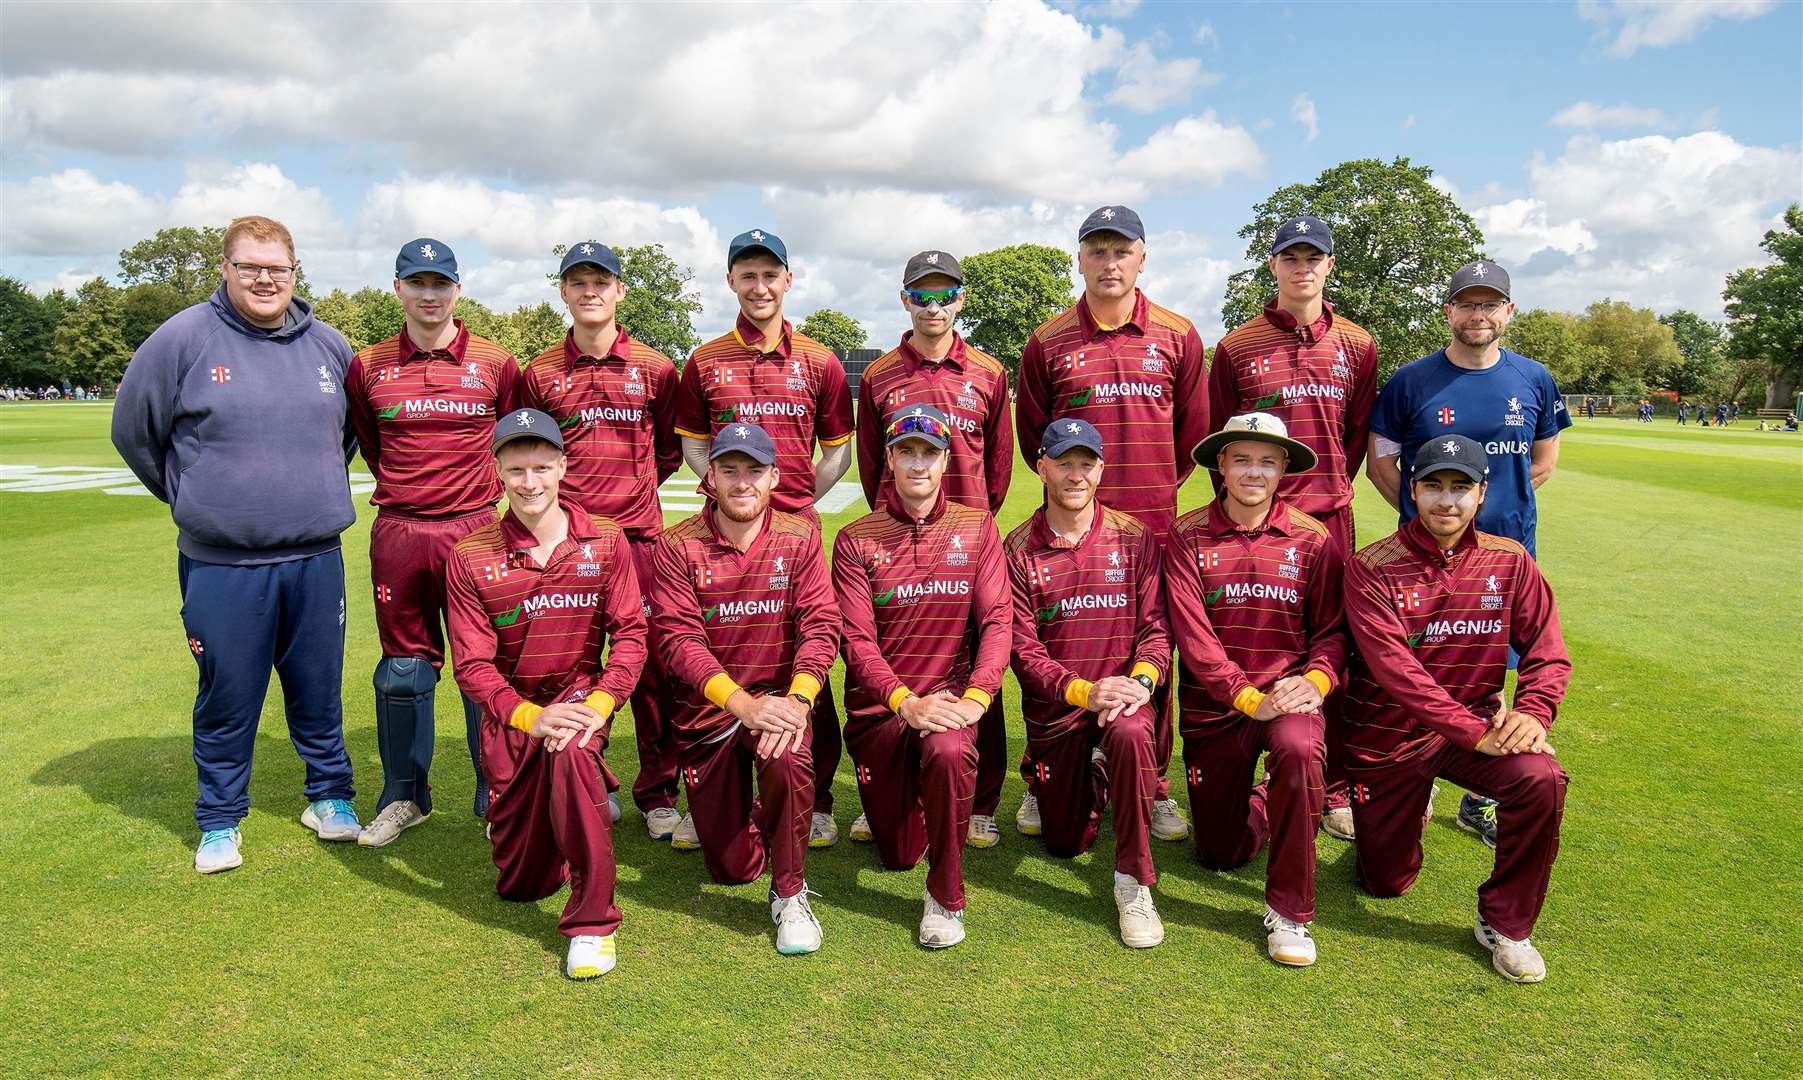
[1271,215,1333,256]
[1447,260,1511,302]
[903,250,962,286]
[885,403,952,450]
[493,408,563,454]
[1412,434,1489,483]
[1077,205,1145,243]
[395,238,459,282]
[559,241,622,279]
[728,229,788,270]
[709,422,778,465]
[1040,418,1105,461]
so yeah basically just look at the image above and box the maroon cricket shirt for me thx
[856,331,1013,512]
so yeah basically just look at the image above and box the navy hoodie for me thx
[112,284,358,565]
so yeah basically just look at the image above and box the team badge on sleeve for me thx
[187,636,205,656]
[1394,588,1422,611]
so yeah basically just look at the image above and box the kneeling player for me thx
[1007,419,1171,947]
[1167,413,1347,966]
[1343,434,1571,983]
[833,405,1010,949]
[651,423,840,956]
[445,409,645,979]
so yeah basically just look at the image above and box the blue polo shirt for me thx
[1371,348,1570,554]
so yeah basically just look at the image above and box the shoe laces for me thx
[374,801,415,827]
[318,798,354,819]
[1478,803,1498,826]
[776,884,821,922]
[201,828,236,846]
[1119,884,1157,920]
[926,893,963,923]
[1265,907,1312,938]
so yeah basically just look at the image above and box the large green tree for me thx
[1722,203,1803,408]
[52,278,130,388]
[1505,310,1606,393]
[0,276,61,386]
[1576,299,1680,395]
[1656,310,1724,398]
[118,226,226,308]
[956,243,1074,378]
[119,282,190,350]
[1222,158,1485,380]
[548,242,703,361]
[797,308,867,352]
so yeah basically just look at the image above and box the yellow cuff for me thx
[1233,686,1265,718]
[1302,670,1332,698]
[1473,729,1491,752]
[962,687,993,710]
[582,691,616,721]
[1129,661,1160,687]
[703,672,742,711]
[509,701,542,734]
[887,686,913,713]
[789,673,823,701]
[818,431,853,447]
[1065,678,1094,710]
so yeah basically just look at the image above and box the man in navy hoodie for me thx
[113,215,363,874]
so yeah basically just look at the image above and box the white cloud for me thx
[1577,0,1777,56]
[1291,94,1319,142]
[1194,20,1220,47]
[1115,113,1266,192]
[1076,0,1143,17]
[1402,114,1417,129]
[1106,41,1219,112]
[29,268,112,298]
[1139,229,1236,341]
[0,169,162,254]
[1550,101,1669,129]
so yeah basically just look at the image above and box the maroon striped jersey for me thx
[1017,290,1209,541]
[831,489,1011,722]
[1006,503,1171,737]
[650,505,840,748]
[1343,517,1571,764]
[1165,497,1349,729]
[1207,300,1378,517]
[445,502,647,736]
[672,313,854,516]
[521,328,679,540]
[347,321,523,516]
[856,331,1013,512]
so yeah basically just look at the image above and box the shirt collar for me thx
[398,319,471,363]
[1261,298,1335,339]
[882,485,947,526]
[562,326,635,366]
[499,502,595,557]
[1028,503,1103,551]
[732,312,793,359]
[702,499,772,551]
[1402,514,1477,565]
[898,330,967,371]
[1076,289,1148,337]
[1205,495,1299,538]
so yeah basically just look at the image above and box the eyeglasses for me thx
[905,286,963,308]
[229,261,297,283]
[886,413,949,441]
[1450,300,1509,316]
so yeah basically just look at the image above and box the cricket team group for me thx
[110,204,1574,984]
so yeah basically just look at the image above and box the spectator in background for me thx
[1731,401,1741,424]
[1583,397,1595,419]
[1678,401,1689,425]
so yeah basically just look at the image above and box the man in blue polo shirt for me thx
[1367,259,1570,846]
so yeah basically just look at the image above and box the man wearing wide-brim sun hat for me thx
[1167,411,1350,968]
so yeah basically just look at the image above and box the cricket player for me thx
[673,228,854,849]
[1343,434,1571,983]
[1167,413,1349,966]
[347,238,523,846]
[856,250,1014,848]
[112,214,362,873]
[1368,260,1571,846]
[1006,418,1170,948]
[1015,205,1208,844]
[1205,216,1376,840]
[445,408,645,979]
[833,404,1011,949]
[521,241,685,843]
[651,423,840,956]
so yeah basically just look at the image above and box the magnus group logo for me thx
[1038,592,1129,623]
[495,591,600,626]
[561,405,645,429]
[1070,381,1163,408]
[704,597,785,625]
[873,579,971,608]
[379,398,491,421]
[1206,581,1301,607]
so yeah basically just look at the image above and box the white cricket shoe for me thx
[645,806,681,841]
[966,814,1000,848]
[1321,805,1355,841]
[808,811,838,849]
[194,828,242,874]
[358,800,427,848]
[771,884,823,956]
[1015,794,1042,836]
[849,813,874,842]
[669,813,701,851]
[1150,799,1190,841]
[565,934,616,979]
[918,891,966,949]
[1476,916,1546,983]
[1265,904,1317,967]
[1114,879,1165,948]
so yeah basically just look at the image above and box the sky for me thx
[2,0,1799,348]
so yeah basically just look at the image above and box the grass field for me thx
[2,403,1799,1079]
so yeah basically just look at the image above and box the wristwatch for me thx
[791,692,815,710]
[1132,673,1157,693]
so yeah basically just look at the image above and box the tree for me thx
[53,277,130,388]
[352,287,405,349]
[1722,203,1803,408]
[1222,158,1485,381]
[118,226,226,308]
[119,282,190,350]
[1656,310,1724,398]
[1505,310,1606,393]
[1576,299,1680,395]
[798,308,867,352]
[957,243,1075,377]
[547,242,703,361]
[0,277,60,386]
[502,302,570,362]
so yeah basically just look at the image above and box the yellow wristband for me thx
[789,673,823,701]
[703,672,742,711]
[1064,678,1095,710]
[1233,686,1265,718]
[962,687,993,710]
[1129,661,1160,687]
[887,685,914,713]
[1302,669,1332,697]
[509,701,542,734]
[582,691,616,722]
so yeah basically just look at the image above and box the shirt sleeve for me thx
[650,533,731,696]
[1015,333,1050,467]
[446,552,529,730]
[672,356,710,440]
[1343,337,1379,480]
[788,529,842,685]
[966,517,1012,699]
[1343,554,1490,749]
[1204,338,1237,496]
[1162,526,1254,704]
[1130,527,1173,683]
[594,530,648,705]
[983,373,1014,512]
[1536,365,1573,440]
[832,528,909,708]
[1370,369,1407,443]
[110,322,183,503]
[1302,535,1350,689]
[856,372,882,510]
[651,359,682,484]
[1007,546,1079,704]
[1172,324,1210,486]
[1508,553,1572,727]
[345,354,380,475]
[815,356,854,446]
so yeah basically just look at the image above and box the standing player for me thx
[1368,260,1571,846]
[856,250,1014,848]
[1006,419,1170,948]
[1343,435,1571,983]
[651,424,840,956]
[521,241,685,843]
[1166,413,1349,966]
[112,214,362,872]
[673,229,854,850]
[347,238,523,847]
[833,405,1011,949]
[445,408,646,979]
[1206,215,1376,841]
[1016,204,1208,843]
